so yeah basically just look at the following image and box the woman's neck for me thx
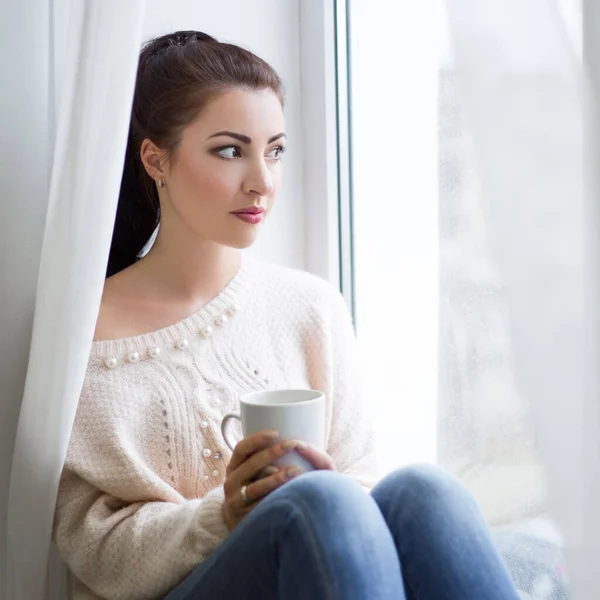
[122,236,242,307]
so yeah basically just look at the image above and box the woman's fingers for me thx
[223,434,334,532]
[253,465,280,481]
[243,465,302,506]
[227,429,280,473]
[295,443,336,471]
[223,439,304,530]
[227,440,301,492]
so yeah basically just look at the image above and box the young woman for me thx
[52,31,520,600]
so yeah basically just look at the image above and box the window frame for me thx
[299,0,355,315]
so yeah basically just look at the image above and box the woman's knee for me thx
[246,471,403,595]
[260,470,377,527]
[372,464,479,519]
[274,470,367,507]
[263,470,397,559]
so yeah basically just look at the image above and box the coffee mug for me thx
[221,389,326,474]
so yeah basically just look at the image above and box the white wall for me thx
[0,1,51,595]
[2,1,306,596]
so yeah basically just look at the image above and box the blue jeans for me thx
[164,466,520,599]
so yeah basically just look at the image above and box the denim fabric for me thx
[163,466,519,600]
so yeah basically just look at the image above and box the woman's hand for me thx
[295,443,337,472]
[223,430,302,531]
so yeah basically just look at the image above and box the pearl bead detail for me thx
[214,452,222,460]
[202,448,211,458]
[127,352,140,364]
[203,474,209,480]
[104,357,118,369]
[226,304,241,317]
[200,325,213,338]
[214,314,228,327]
[100,299,239,368]
[212,470,219,477]
[200,420,208,429]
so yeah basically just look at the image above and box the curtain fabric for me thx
[445,0,599,597]
[5,1,146,598]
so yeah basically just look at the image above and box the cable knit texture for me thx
[52,258,378,600]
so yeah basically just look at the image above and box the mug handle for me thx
[221,413,242,452]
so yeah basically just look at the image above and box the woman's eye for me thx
[267,146,286,160]
[215,146,242,159]
[213,145,286,160]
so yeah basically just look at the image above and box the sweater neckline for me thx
[91,256,253,362]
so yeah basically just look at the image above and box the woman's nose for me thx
[243,159,274,197]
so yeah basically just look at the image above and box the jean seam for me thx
[276,496,339,600]
[374,492,423,600]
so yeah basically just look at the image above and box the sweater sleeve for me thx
[323,288,379,489]
[53,469,229,600]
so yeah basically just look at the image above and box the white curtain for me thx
[3,1,146,599]
[445,1,599,598]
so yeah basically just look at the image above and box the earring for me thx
[157,178,164,188]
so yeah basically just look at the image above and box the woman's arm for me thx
[321,288,379,489]
[53,469,228,600]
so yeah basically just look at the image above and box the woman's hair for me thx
[106,31,285,278]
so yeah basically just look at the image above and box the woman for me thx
[52,31,520,600]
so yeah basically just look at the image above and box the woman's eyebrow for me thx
[207,131,287,144]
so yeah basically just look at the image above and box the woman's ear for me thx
[140,138,167,182]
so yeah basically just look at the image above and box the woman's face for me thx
[153,88,285,249]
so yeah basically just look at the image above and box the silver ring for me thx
[240,485,250,505]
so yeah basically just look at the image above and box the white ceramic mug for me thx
[221,389,326,474]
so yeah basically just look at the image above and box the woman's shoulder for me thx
[93,266,139,342]
[248,259,345,314]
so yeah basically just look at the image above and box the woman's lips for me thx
[231,211,264,225]
[231,209,265,225]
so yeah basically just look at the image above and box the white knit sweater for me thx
[52,258,378,600]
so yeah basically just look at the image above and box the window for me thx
[344,1,579,597]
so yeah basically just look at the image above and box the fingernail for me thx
[286,466,301,478]
[282,440,298,451]
[263,431,280,441]
[264,466,279,475]
[295,441,308,450]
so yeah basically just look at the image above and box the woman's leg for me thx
[164,470,405,600]
[371,465,520,600]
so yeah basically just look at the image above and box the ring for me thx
[240,485,250,505]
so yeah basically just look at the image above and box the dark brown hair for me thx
[106,31,285,277]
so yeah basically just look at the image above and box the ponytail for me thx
[106,131,159,278]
